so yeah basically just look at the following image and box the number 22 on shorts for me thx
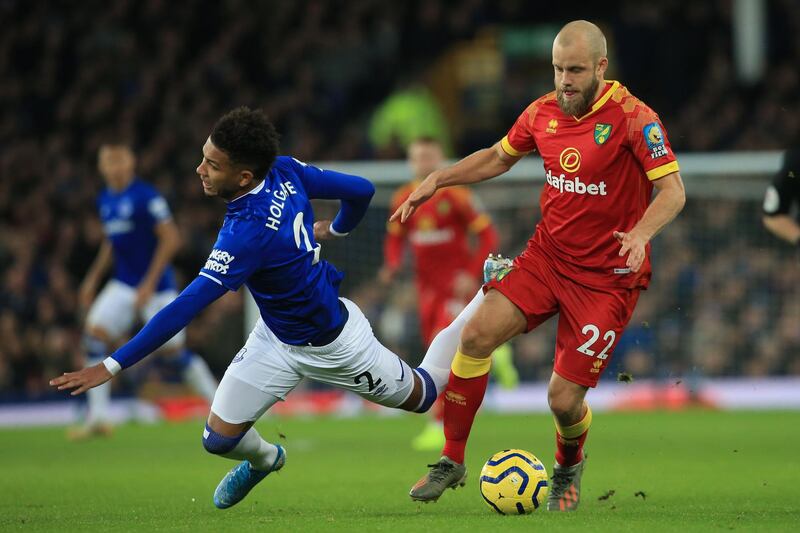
[576,324,616,360]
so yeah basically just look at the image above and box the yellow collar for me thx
[572,80,620,122]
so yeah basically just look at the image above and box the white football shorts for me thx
[85,279,185,349]
[211,298,415,424]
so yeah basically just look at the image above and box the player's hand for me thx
[50,363,113,396]
[313,220,335,241]
[134,282,155,310]
[613,230,648,272]
[389,172,439,223]
[453,270,478,300]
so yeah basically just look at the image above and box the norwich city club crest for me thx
[594,123,612,145]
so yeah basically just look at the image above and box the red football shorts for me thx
[417,286,453,345]
[484,245,640,387]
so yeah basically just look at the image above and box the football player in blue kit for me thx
[52,107,474,508]
[72,141,218,439]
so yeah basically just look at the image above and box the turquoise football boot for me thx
[213,445,286,509]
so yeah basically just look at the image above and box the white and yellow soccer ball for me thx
[479,449,549,515]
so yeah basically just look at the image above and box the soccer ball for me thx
[479,449,549,514]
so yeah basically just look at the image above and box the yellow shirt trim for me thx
[646,160,680,181]
[573,80,621,122]
[468,214,491,233]
[500,135,528,157]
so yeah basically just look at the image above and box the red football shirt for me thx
[385,185,496,293]
[501,80,679,289]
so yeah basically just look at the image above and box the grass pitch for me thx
[1,410,798,532]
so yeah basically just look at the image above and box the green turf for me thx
[1,410,798,532]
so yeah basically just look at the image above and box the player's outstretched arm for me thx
[390,142,521,223]
[614,172,686,272]
[50,275,226,395]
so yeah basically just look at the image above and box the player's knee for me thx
[460,320,497,356]
[85,325,112,345]
[547,388,582,420]
[202,424,244,455]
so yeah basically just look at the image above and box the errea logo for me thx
[204,248,235,274]
[445,391,466,405]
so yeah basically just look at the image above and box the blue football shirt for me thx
[98,178,176,291]
[198,156,368,345]
[108,156,375,369]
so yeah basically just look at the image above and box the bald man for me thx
[394,20,685,510]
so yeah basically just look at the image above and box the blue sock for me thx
[203,424,245,455]
[413,368,438,413]
[84,334,108,366]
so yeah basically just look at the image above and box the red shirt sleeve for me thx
[501,104,538,157]
[450,188,499,276]
[383,231,404,272]
[625,105,680,181]
[383,187,410,272]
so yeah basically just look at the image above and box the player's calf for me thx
[203,424,245,455]
[74,331,114,438]
[409,368,438,413]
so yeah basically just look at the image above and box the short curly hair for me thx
[210,106,280,180]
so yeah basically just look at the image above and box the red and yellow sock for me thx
[431,394,444,422]
[441,350,491,464]
[554,404,592,467]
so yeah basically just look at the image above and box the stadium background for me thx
[0,0,798,415]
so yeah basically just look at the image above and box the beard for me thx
[557,76,600,117]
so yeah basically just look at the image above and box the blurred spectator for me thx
[369,80,453,157]
[1,0,799,397]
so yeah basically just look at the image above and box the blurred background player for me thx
[762,144,800,248]
[380,136,518,451]
[73,141,218,439]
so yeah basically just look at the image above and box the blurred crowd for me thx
[1,0,799,397]
[356,195,800,386]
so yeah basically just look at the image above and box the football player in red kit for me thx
[381,137,518,450]
[393,21,685,510]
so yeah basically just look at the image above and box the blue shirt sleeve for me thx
[139,184,173,226]
[200,220,262,291]
[146,194,172,223]
[290,157,375,235]
[110,276,227,369]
